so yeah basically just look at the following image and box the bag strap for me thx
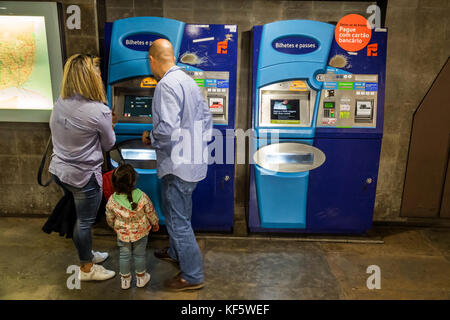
[37,136,53,187]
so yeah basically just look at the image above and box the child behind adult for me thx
[106,164,159,289]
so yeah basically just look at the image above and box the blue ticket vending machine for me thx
[248,20,387,233]
[107,17,238,231]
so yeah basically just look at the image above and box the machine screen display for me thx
[270,99,300,124]
[123,95,152,118]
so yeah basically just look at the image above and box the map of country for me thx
[0,16,53,110]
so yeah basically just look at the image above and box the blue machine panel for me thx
[254,20,335,140]
[108,17,185,84]
[256,167,309,229]
[178,24,238,231]
[306,138,382,233]
[248,20,388,234]
[315,30,388,139]
[257,20,335,89]
[106,18,237,232]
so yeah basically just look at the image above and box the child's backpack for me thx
[102,170,114,201]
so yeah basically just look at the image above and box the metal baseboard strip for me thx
[108,233,384,244]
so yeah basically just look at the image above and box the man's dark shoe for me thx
[154,247,178,264]
[164,275,204,291]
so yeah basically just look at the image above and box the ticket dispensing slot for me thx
[110,139,157,170]
[265,153,314,165]
[254,143,325,173]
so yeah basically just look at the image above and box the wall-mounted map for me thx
[0,15,53,110]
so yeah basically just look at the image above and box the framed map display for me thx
[0,1,64,122]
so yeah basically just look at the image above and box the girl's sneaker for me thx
[136,272,151,288]
[121,275,131,290]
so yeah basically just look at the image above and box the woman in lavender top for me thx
[49,54,117,281]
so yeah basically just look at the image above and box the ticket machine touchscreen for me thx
[111,76,156,124]
[123,96,152,118]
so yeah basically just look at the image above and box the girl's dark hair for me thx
[112,164,138,210]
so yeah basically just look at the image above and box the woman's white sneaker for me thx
[121,276,131,290]
[78,264,115,281]
[136,273,151,288]
[92,250,108,264]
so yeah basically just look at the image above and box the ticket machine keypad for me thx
[316,74,378,128]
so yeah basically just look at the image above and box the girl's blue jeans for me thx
[117,235,148,276]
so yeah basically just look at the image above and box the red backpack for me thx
[102,170,115,201]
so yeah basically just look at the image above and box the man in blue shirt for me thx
[142,39,212,291]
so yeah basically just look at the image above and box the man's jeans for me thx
[117,235,148,276]
[161,174,204,284]
[53,174,102,264]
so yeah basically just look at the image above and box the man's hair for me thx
[148,39,174,63]
[61,53,107,103]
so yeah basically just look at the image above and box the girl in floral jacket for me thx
[106,164,159,290]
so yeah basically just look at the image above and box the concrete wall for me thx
[1,0,449,223]
[377,0,450,220]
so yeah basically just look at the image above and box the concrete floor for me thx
[1,217,450,300]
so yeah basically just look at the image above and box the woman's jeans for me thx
[52,174,102,264]
[117,236,148,276]
[161,174,204,284]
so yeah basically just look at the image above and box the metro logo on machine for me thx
[122,33,167,52]
[271,35,319,54]
[367,43,378,56]
[217,40,228,54]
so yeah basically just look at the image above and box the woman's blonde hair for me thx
[61,53,107,103]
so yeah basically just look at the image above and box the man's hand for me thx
[142,130,152,146]
[153,223,159,232]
